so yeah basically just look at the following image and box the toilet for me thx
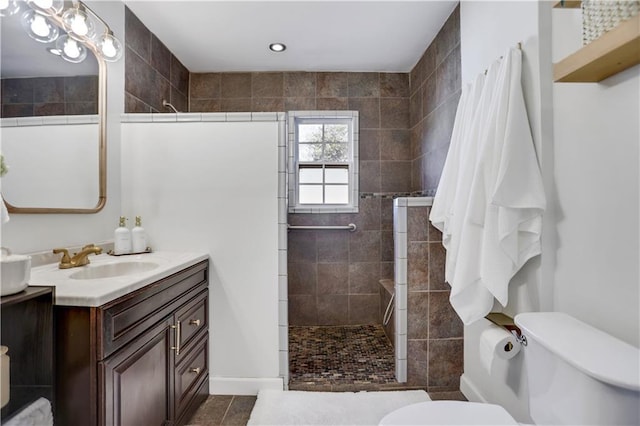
[380,312,640,425]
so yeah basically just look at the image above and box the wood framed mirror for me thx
[0,6,107,214]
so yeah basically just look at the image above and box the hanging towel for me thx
[446,61,502,324]
[430,73,485,252]
[474,47,546,307]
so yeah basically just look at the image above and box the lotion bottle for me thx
[131,216,147,253]
[114,216,132,255]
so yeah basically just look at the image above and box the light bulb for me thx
[31,14,50,37]
[56,34,87,63]
[101,38,116,57]
[63,38,80,58]
[21,9,59,43]
[62,7,95,40]
[97,32,123,62]
[0,0,21,17]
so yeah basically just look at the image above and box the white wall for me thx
[459,1,639,423]
[0,1,124,255]
[551,7,639,347]
[121,119,283,395]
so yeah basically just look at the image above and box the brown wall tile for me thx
[408,206,429,242]
[284,72,316,97]
[349,263,380,294]
[380,161,412,193]
[348,73,380,98]
[316,97,348,110]
[317,263,349,295]
[381,98,410,129]
[407,339,428,386]
[349,231,381,263]
[429,242,448,291]
[349,294,380,325]
[429,291,463,339]
[289,295,318,325]
[191,73,221,99]
[221,73,252,98]
[317,73,348,97]
[359,129,381,161]
[380,73,409,98]
[408,242,429,291]
[252,73,284,98]
[151,34,171,80]
[317,231,349,262]
[318,295,349,325]
[285,97,316,110]
[380,130,411,161]
[407,292,429,339]
[428,339,463,389]
[288,262,317,295]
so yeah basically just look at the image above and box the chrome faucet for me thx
[53,244,103,269]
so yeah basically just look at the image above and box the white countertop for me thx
[29,251,209,307]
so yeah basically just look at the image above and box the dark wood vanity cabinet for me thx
[55,260,209,426]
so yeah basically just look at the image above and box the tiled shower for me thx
[123,4,463,392]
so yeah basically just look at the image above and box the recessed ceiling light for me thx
[47,47,62,56]
[269,43,286,52]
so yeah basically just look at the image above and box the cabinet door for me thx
[100,318,174,426]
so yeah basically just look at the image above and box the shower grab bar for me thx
[287,223,357,232]
[382,293,395,326]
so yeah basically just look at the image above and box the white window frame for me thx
[287,111,359,213]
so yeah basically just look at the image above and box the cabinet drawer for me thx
[175,291,208,353]
[174,332,208,419]
[100,261,208,359]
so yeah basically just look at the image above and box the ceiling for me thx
[124,1,459,73]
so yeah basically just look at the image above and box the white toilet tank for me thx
[515,312,640,425]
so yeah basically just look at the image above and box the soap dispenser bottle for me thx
[131,216,147,253]
[114,216,132,255]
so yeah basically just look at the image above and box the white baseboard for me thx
[209,377,284,395]
[459,373,488,403]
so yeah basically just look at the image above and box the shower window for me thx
[287,111,359,213]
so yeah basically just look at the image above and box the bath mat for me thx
[247,389,430,425]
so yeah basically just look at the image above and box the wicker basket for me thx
[582,0,640,45]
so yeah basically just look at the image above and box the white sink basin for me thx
[69,261,160,280]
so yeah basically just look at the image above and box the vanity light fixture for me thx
[269,42,286,52]
[1,0,123,63]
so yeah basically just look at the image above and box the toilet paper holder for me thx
[486,312,527,346]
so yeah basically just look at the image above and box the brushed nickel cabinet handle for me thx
[189,319,201,327]
[189,367,201,375]
[170,321,181,355]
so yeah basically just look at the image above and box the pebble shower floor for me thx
[288,324,398,391]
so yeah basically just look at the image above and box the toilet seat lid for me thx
[379,401,519,425]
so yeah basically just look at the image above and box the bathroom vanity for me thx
[29,252,209,426]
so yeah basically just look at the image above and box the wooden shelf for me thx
[553,1,581,8]
[554,14,640,82]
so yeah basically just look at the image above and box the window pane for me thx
[325,185,349,204]
[299,167,323,183]
[298,124,323,142]
[324,124,349,142]
[298,144,323,162]
[299,185,323,204]
[325,167,349,184]
[323,142,348,162]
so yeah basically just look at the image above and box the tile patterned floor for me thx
[186,395,256,426]
[186,391,467,426]
[185,324,467,425]
[289,324,409,391]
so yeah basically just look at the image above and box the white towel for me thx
[453,47,545,323]
[446,61,501,324]
[476,47,546,306]
[430,73,485,252]
[4,397,53,426]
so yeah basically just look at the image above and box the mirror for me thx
[0,4,106,213]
